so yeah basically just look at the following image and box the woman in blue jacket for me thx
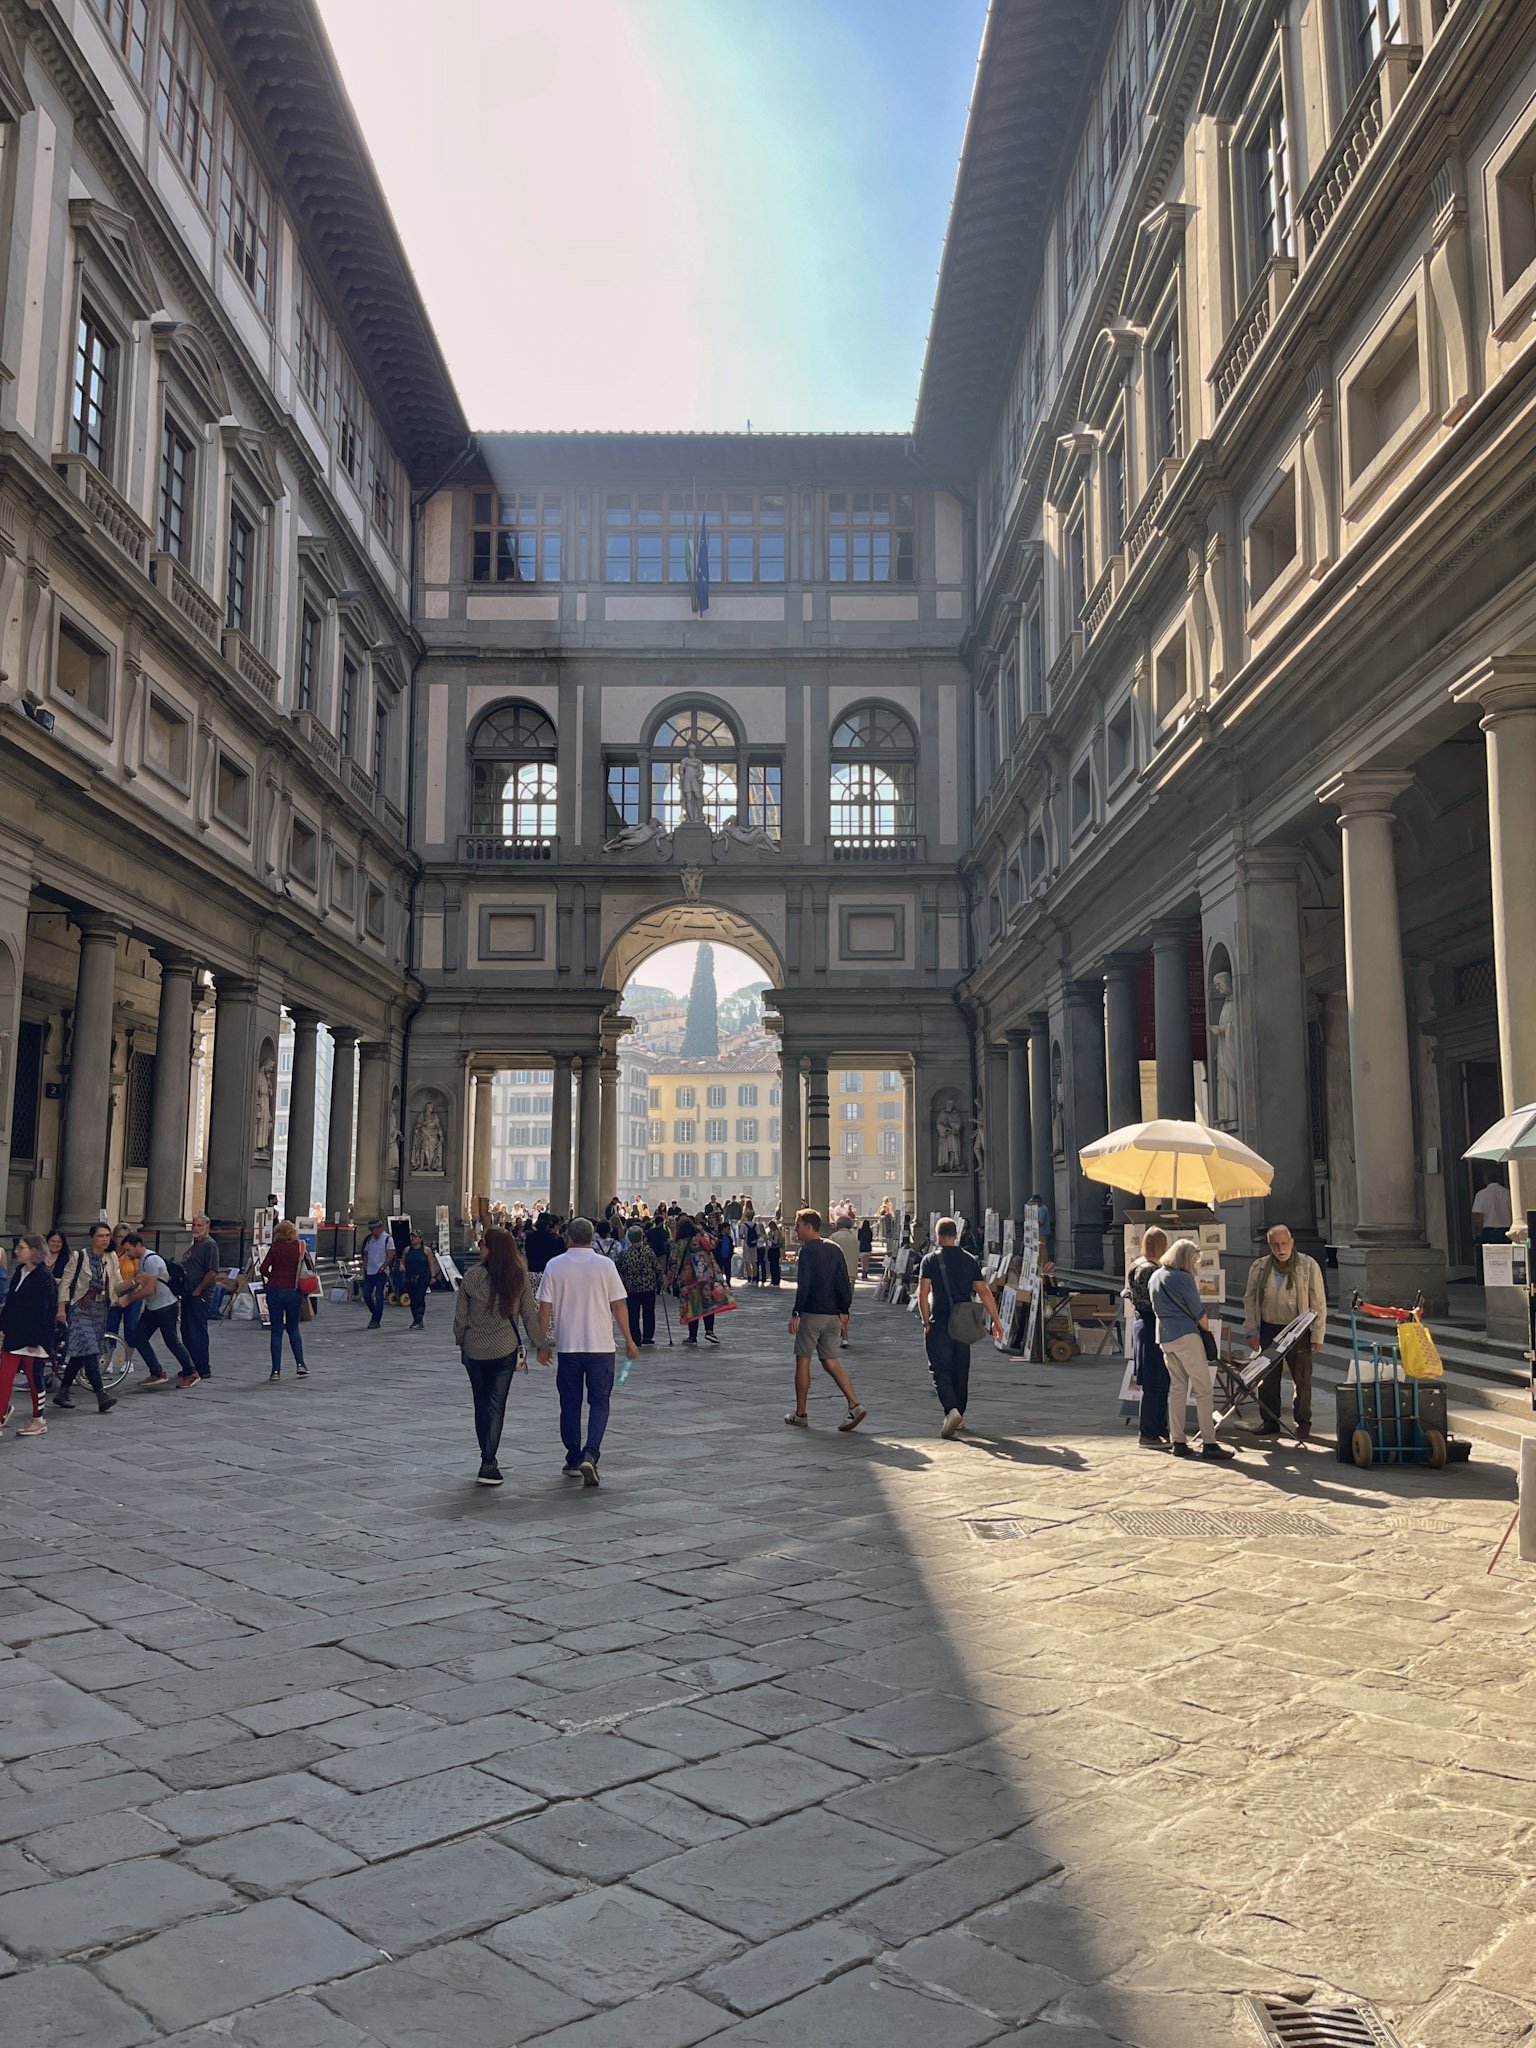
[1149,1239,1235,1462]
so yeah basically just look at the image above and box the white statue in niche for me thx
[936,1098,964,1175]
[1209,969,1239,1129]
[410,1102,445,1176]
[254,1052,276,1157]
[677,743,707,826]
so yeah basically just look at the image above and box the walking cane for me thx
[661,1290,674,1346]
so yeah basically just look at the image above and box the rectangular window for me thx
[1107,697,1135,784]
[373,702,389,789]
[1099,7,1137,199]
[214,751,251,832]
[1065,517,1086,624]
[879,1128,900,1156]
[842,1130,862,1156]
[365,883,386,939]
[747,760,782,838]
[674,1119,696,1143]
[605,759,641,831]
[225,503,254,635]
[737,1151,759,1178]
[706,1085,726,1108]
[738,1084,758,1107]
[10,1019,42,1162]
[737,1118,759,1142]
[339,656,357,757]
[1062,120,1098,308]
[706,1151,727,1180]
[1104,436,1126,557]
[157,0,216,207]
[1151,315,1182,462]
[1025,605,1044,715]
[827,491,915,583]
[288,816,318,886]
[840,1100,864,1120]
[297,603,320,711]
[877,1100,902,1119]
[331,855,355,915]
[95,0,149,82]
[145,692,190,784]
[293,266,330,424]
[55,617,112,725]
[676,1086,696,1109]
[220,118,272,313]
[70,302,118,476]
[1245,92,1294,284]
[368,423,398,547]
[470,490,562,582]
[157,416,195,561]
[1348,0,1401,84]
[705,1118,727,1144]
[335,355,363,485]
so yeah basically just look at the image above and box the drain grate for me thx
[1108,1509,1332,1541]
[962,1518,1030,1541]
[1382,1516,1454,1534]
[1245,1995,1403,2045]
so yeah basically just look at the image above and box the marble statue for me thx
[411,1101,445,1176]
[254,1052,275,1156]
[603,817,671,854]
[1050,1053,1065,1158]
[678,743,707,826]
[1209,969,1239,1129]
[936,1097,964,1175]
[713,819,781,854]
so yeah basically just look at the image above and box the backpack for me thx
[164,1255,188,1299]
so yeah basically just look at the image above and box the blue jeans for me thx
[180,1292,212,1378]
[556,1350,615,1467]
[267,1288,305,1371]
[362,1269,388,1323]
[1133,1310,1169,1440]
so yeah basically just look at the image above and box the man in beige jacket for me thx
[1242,1224,1328,1442]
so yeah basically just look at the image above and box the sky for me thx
[624,940,764,1001]
[314,0,986,433]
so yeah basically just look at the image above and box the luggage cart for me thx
[1342,1292,1457,1470]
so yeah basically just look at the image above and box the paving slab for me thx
[484,1882,739,2002]
[0,1959,154,2047]
[94,1898,379,2031]
[0,1853,234,1959]
[317,1936,589,2044]
[498,1798,679,1880]
[708,1963,1004,2045]
[182,1821,365,1895]
[299,1834,572,1951]
[307,1762,542,1859]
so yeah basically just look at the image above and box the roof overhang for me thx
[913,0,1115,482]
[218,0,469,485]
[474,431,921,488]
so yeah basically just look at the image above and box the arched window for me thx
[604,701,783,839]
[469,703,558,845]
[830,705,917,851]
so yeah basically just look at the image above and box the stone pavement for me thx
[0,1276,1532,2048]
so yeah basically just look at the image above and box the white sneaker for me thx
[16,1417,47,1437]
[941,1408,964,1438]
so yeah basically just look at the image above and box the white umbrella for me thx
[1078,1119,1274,1206]
[1464,1105,1536,1163]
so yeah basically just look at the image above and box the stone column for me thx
[143,951,199,1231]
[599,1049,621,1210]
[1320,772,1445,1307]
[325,1027,360,1222]
[549,1055,573,1216]
[779,1056,803,1214]
[1238,855,1317,1243]
[355,1042,390,1221]
[1006,1028,1032,1221]
[205,974,261,1226]
[471,1068,494,1211]
[985,1039,1010,1215]
[1104,954,1143,1236]
[1456,661,1536,1224]
[282,1007,323,1223]
[0,841,36,1205]
[806,1054,831,1219]
[1066,978,1109,1268]
[1028,1012,1053,1228]
[576,1052,600,1218]
[1152,922,1196,1119]
[58,914,126,1231]
[901,1060,916,1221]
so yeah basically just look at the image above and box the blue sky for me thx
[316,0,986,433]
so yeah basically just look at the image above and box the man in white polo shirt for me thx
[536,1217,638,1489]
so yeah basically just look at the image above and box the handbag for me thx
[936,1252,989,1346]
[1198,1325,1219,1364]
[297,1252,321,1298]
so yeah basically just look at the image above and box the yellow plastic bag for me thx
[1397,1322,1443,1379]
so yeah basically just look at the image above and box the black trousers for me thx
[685,1313,715,1343]
[463,1355,516,1465]
[925,1324,971,1414]
[627,1290,656,1344]
[134,1302,195,1379]
[1256,1322,1313,1431]
[1132,1310,1170,1440]
[59,1353,105,1400]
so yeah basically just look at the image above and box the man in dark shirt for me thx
[918,1218,1004,1438]
[785,1208,865,1432]
[177,1215,225,1383]
[525,1214,562,1274]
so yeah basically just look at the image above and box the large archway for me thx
[604,903,783,993]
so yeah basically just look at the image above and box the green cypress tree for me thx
[681,942,720,1057]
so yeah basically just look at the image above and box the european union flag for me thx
[692,513,710,615]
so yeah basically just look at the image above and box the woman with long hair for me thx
[667,1216,734,1347]
[260,1219,308,1380]
[451,1224,540,1485]
[1,1236,57,1438]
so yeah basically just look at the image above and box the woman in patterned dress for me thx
[666,1217,736,1348]
[54,1222,122,1414]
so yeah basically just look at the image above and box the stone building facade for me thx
[4,0,1536,1320]
[945,0,1536,1313]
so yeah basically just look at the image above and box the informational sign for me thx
[1483,1243,1529,1288]
[436,1250,463,1289]
[436,1204,451,1256]
[253,1207,276,1254]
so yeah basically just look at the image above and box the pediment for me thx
[69,198,159,321]
[1078,323,1141,428]
[1121,204,1189,323]
[1046,427,1098,508]
[220,423,285,506]
[1199,0,1275,117]
[150,318,231,422]
[297,535,346,597]
[0,17,33,122]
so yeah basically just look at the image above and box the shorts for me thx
[794,1311,843,1363]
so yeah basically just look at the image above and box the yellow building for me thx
[829,1066,907,1220]
[643,1042,781,1211]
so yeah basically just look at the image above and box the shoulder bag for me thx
[935,1252,990,1346]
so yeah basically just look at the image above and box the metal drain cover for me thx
[963,1518,1029,1541]
[1383,1516,1454,1534]
[1245,1995,1403,2045]
[1108,1510,1332,1540]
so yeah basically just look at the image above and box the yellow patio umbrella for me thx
[1078,1119,1274,1207]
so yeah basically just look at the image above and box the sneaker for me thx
[1136,1437,1169,1450]
[838,1404,867,1432]
[1201,1442,1237,1460]
[268,1369,281,1382]
[16,1418,46,1437]
[941,1408,964,1438]
[296,1363,308,1378]
[562,1464,583,1478]
[367,1319,383,1330]
[52,1393,75,1410]
[1295,1425,1311,1444]
[477,1463,504,1487]
[784,1410,809,1427]
[140,1374,170,1390]
[579,1457,600,1488]
[97,1396,117,1415]
[1169,1441,1195,1458]
[704,1332,720,1345]
[175,1374,199,1390]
